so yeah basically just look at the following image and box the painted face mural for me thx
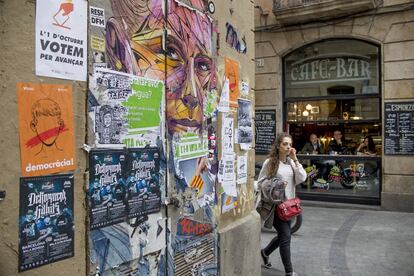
[106,0,217,135]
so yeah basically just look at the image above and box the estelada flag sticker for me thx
[17,83,76,177]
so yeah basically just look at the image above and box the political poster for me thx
[16,83,76,177]
[19,174,74,272]
[126,148,161,218]
[89,149,127,230]
[222,117,234,155]
[89,68,163,148]
[225,58,240,108]
[35,0,87,81]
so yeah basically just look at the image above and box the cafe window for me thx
[283,39,381,204]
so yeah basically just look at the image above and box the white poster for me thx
[36,0,87,81]
[241,81,249,96]
[222,117,234,155]
[218,154,236,196]
[89,6,105,28]
[218,78,230,113]
[237,154,248,184]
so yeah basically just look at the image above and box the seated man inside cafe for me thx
[300,133,325,154]
[327,130,348,155]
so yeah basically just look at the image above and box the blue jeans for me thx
[263,212,293,273]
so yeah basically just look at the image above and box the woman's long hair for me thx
[267,132,292,177]
[366,136,376,153]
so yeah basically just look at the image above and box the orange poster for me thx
[17,83,76,177]
[225,57,240,108]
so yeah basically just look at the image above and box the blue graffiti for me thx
[225,23,247,54]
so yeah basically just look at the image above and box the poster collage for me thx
[16,0,254,275]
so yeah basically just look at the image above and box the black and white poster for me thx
[19,174,74,272]
[89,149,127,230]
[126,148,161,218]
[237,99,253,148]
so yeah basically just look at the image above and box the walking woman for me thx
[258,132,307,276]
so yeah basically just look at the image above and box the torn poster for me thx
[217,78,230,113]
[221,192,238,214]
[173,217,218,275]
[90,68,163,148]
[89,214,166,275]
[237,154,248,184]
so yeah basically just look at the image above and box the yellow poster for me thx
[225,57,240,108]
[91,35,105,52]
[17,83,76,177]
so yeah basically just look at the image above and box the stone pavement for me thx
[261,205,414,276]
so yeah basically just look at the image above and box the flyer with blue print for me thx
[89,149,127,229]
[126,148,161,218]
[19,174,74,272]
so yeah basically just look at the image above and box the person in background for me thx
[327,130,348,154]
[259,132,307,276]
[300,133,325,154]
[356,136,376,155]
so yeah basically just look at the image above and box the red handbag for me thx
[276,197,302,221]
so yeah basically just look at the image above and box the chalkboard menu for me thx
[384,102,414,155]
[255,110,276,154]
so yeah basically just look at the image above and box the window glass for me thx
[284,39,379,98]
[287,98,380,122]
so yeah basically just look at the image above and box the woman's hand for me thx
[289,148,297,160]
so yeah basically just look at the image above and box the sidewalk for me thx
[261,206,414,276]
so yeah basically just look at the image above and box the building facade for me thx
[0,0,260,275]
[255,0,414,211]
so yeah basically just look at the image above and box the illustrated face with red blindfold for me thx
[29,99,65,155]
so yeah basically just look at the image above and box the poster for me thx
[225,58,240,108]
[35,0,87,81]
[89,214,166,275]
[89,149,127,230]
[221,192,238,214]
[126,148,161,218]
[241,81,249,96]
[19,174,74,272]
[17,83,76,177]
[222,117,234,155]
[175,157,216,206]
[90,68,163,148]
[218,154,236,197]
[89,6,105,28]
[237,154,248,184]
[217,78,230,113]
[173,132,209,162]
[237,99,253,148]
[173,218,218,275]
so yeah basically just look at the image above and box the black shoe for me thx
[261,249,272,268]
